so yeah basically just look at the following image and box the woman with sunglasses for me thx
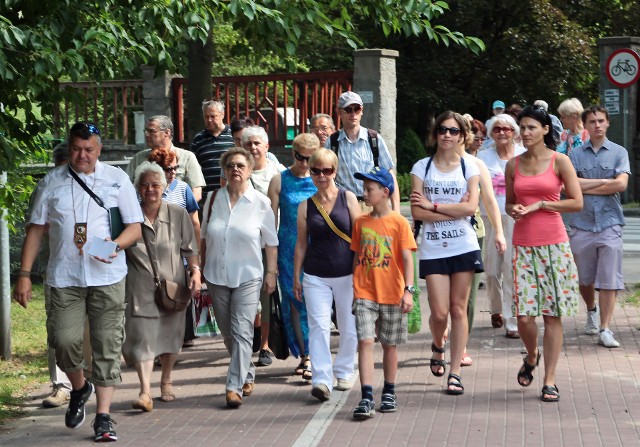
[505,106,582,402]
[476,114,527,338]
[410,111,482,396]
[201,147,279,408]
[468,119,487,157]
[267,133,320,379]
[293,149,360,401]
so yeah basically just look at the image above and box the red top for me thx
[512,152,568,246]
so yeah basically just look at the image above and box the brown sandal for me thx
[132,392,153,412]
[160,382,176,402]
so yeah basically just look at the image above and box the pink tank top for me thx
[512,152,568,246]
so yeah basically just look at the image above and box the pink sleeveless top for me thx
[512,152,568,246]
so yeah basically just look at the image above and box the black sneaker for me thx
[257,349,273,366]
[353,399,375,419]
[92,413,117,442]
[379,393,397,413]
[65,381,94,429]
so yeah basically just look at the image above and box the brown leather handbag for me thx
[141,226,192,312]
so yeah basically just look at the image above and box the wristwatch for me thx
[404,285,418,294]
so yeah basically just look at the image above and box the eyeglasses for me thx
[492,126,514,134]
[310,167,335,176]
[436,126,461,136]
[311,125,332,133]
[342,105,362,114]
[140,182,164,190]
[294,150,310,162]
[163,166,178,173]
[70,121,101,135]
[474,136,487,142]
[225,162,247,170]
[144,127,164,134]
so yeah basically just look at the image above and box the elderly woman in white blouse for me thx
[201,147,278,408]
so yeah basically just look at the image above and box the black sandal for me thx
[301,359,312,382]
[541,385,560,402]
[517,350,541,387]
[446,373,464,395]
[430,342,446,377]
[294,356,309,376]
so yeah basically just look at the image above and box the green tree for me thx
[0,0,484,228]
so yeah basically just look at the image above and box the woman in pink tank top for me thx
[505,106,583,404]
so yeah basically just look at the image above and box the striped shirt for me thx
[162,179,199,214]
[190,125,234,192]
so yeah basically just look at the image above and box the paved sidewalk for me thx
[1,287,639,447]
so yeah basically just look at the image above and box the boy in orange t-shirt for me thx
[350,167,417,419]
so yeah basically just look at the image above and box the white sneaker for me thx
[334,378,353,391]
[584,307,600,335]
[598,328,620,348]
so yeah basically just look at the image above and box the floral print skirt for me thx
[512,242,579,317]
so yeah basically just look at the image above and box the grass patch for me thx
[622,284,640,307]
[0,284,49,426]
[622,201,640,209]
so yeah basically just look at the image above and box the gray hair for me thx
[52,141,69,165]
[242,126,269,145]
[533,100,549,111]
[148,115,174,136]
[557,98,584,117]
[486,114,520,137]
[220,147,255,171]
[133,161,167,189]
[202,99,224,114]
[310,113,335,129]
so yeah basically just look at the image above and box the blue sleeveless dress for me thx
[277,168,317,357]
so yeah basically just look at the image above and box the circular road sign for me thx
[606,48,640,88]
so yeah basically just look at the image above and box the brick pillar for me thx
[353,49,399,163]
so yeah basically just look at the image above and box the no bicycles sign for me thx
[606,48,640,88]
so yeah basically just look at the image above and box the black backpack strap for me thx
[461,156,466,177]
[367,128,379,167]
[329,131,340,154]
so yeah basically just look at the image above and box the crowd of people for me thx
[11,91,631,442]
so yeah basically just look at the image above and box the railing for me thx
[53,80,144,143]
[172,70,353,146]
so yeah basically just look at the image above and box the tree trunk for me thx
[186,28,214,143]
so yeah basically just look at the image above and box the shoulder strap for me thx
[140,226,160,285]
[203,189,219,227]
[310,195,351,244]
[367,128,379,167]
[68,166,107,210]
[329,131,339,154]
[461,156,466,177]
[424,157,433,180]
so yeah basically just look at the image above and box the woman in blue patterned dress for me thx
[268,133,319,378]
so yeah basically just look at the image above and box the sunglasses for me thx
[225,162,247,170]
[436,126,461,136]
[294,150,310,162]
[163,166,178,173]
[310,167,336,176]
[492,126,514,134]
[70,121,101,135]
[342,105,362,114]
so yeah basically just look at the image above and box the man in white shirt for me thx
[13,122,143,442]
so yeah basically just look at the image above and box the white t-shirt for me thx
[476,145,526,215]
[411,157,480,260]
[250,159,285,196]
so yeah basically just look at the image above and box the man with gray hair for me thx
[190,99,235,192]
[533,99,563,142]
[310,113,335,147]
[125,115,205,201]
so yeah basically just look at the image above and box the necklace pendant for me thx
[74,223,87,255]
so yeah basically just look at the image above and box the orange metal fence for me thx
[172,70,353,146]
[53,80,144,143]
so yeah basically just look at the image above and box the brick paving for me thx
[1,286,639,447]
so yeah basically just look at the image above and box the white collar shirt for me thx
[29,161,143,288]
[201,185,278,288]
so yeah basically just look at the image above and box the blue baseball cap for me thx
[354,166,394,194]
[492,100,506,110]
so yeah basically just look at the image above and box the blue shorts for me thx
[419,250,484,277]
